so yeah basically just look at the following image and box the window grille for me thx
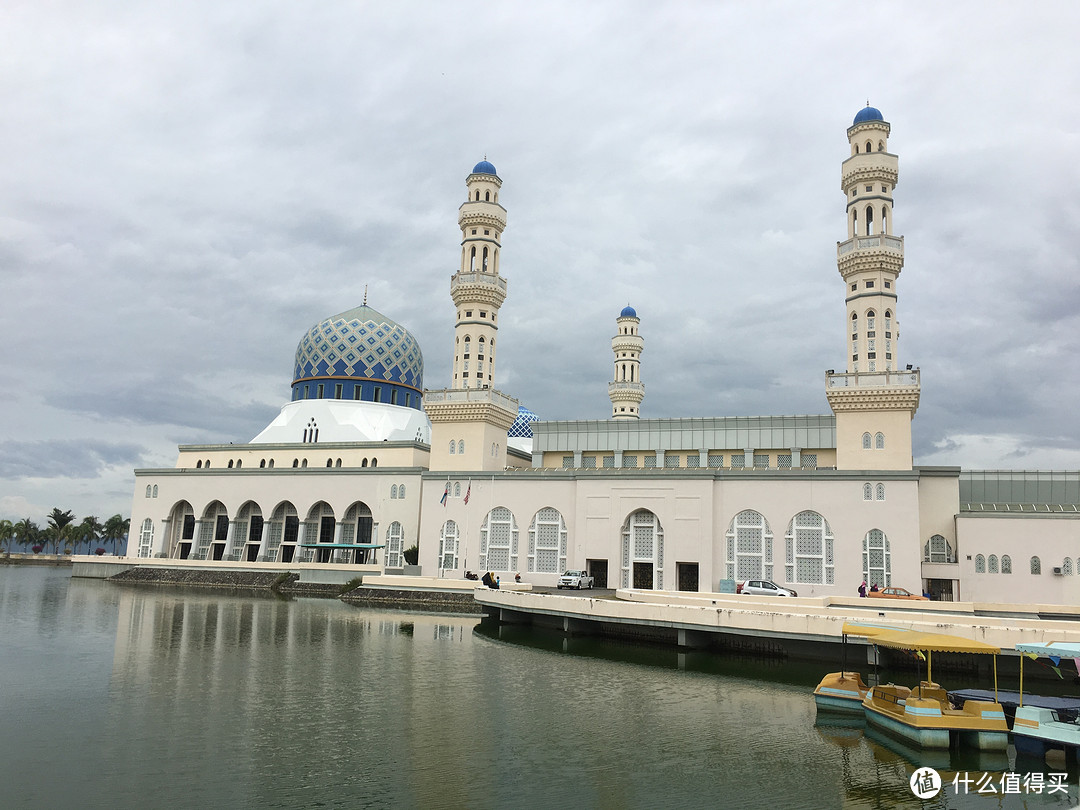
[875,432,885,449]
[686,455,700,468]
[385,522,404,568]
[1001,555,1012,574]
[582,456,596,468]
[753,454,769,469]
[988,554,999,573]
[801,454,817,469]
[1030,556,1041,575]
[708,454,723,468]
[863,483,873,501]
[480,507,517,571]
[862,433,872,449]
[730,455,745,469]
[876,483,886,501]
[778,454,791,469]
[975,554,985,573]
[727,510,772,582]
[602,455,615,468]
[529,508,566,574]
[622,455,638,468]
[664,455,680,468]
[862,529,891,587]
[562,456,574,469]
[644,456,657,468]
[440,521,459,569]
[1064,558,1074,576]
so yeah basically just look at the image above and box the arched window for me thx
[785,511,834,584]
[875,432,885,449]
[623,509,666,589]
[876,483,885,501]
[398,484,404,498]
[454,482,461,497]
[491,442,496,457]
[881,206,888,234]
[1031,556,1041,575]
[469,246,476,271]
[326,459,333,468]
[923,534,954,563]
[485,190,490,201]
[482,246,488,271]
[146,485,152,497]
[863,529,891,587]
[260,459,266,468]
[439,521,459,569]
[371,458,377,468]
[1002,555,1012,574]
[268,459,274,468]
[528,507,567,574]
[866,310,876,330]
[449,440,456,455]
[301,459,307,468]
[196,460,202,469]
[725,510,773,583]
[478,336,485,356]
[865,140,872,153]
[391,485,398,499]
[479,507,518,572]
[385,522,404,568]
[877,140,884,152]
[865,205,874,233]
[458,440,465,454]
[138,518,155,558]
[863,483,873,501]
[335,458,342,468]
[988,554,999,573]
[1064,558,1074,576]
[361,458,368,467]
[862,432,872,449]
[292,459,299,468]
[475,190,480,201]
[228,460,234,468]
[852,209,858,235]
[152,485,158,498]
[205,460,210,468]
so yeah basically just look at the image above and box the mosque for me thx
[129,108,1079,606]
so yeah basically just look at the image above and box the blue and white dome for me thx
[472,159,498,176]
[508,405,540,439]
[291,304,424,409]
[620,305,637,318]
[853,106,884,125]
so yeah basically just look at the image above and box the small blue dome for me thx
[472,160,497,176]
[508,406,540,439]
[620,305,637,318]
[853,106,884,125]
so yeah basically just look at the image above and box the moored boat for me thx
[814,622,901,714]
[860,629,1007,750]
[1012,642,1080,761]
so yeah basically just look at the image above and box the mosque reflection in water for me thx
[101,584,1075,808]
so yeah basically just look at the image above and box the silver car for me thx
[557,570,594,589]
[737,579,797,597]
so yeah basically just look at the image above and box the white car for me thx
[737,579,797,597]
[557,570,594,589]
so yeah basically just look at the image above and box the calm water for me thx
[1,567,1076,809]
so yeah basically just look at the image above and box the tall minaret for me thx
[451,160,507,390]
[609,305,644,418]
[826,106,920,471]
[427,159,518,474]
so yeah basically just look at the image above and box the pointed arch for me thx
[862,432,872,449]
[988,554,999,574]
[622,509,665,589]
[439,520,459,569]
[975,554,986,573]
[528,507,567,574]
[479,507,518,572]
[385,521,405,568]
[784,511,834,584]
[862,529,891,587]
[725,510,772,583]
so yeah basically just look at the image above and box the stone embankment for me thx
[340,587,482,613]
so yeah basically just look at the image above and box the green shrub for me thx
[403,545,419,565]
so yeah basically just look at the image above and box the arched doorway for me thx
[304,502,336,563]
[266,502,299,563]
[166,500,196,559]
[342,502,376,564]
[234,501,264,562]
[195,501,230,560]
[621,510,664,589]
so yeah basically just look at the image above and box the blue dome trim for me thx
[853,106,884,125]
[472,159,497,176]
[620,305,637,318]
[508,406,540,439]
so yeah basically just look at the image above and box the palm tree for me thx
[0,519,13,555]
[47,508,76,555]
[103,514,130,556]
[73,515,103,555]
[13,518,40,552]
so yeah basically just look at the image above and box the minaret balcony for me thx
[452,271,507,293]
[608,381,645,399]
[837,233,904,258]
[826,368,919,389]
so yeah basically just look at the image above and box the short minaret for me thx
[826,106,920,471]
[427,159,518,473]
[609,305,645,418]
[451,159,507,390]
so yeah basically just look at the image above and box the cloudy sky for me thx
[2,1,1078,525]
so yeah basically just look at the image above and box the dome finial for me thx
[363,284,368,307]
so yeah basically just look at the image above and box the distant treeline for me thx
[0,510,129,556]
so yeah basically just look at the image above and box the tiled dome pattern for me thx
[508,405,540,439]
[293,305,423,390]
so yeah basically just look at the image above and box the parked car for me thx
[737,579,797,597]
[558,570,594,589]
[868,586,929,601]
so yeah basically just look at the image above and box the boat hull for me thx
[1013,707,1080,760]
[813,671,869,715]
[863,682,1008,751]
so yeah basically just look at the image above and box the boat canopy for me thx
[840,621,906,638]
[871,629,1000,655]
[1016,642,1080,658]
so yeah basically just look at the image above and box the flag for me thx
[440,481,449,505]
[464,481,471,505]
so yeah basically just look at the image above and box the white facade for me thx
[128,114,1080,605]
